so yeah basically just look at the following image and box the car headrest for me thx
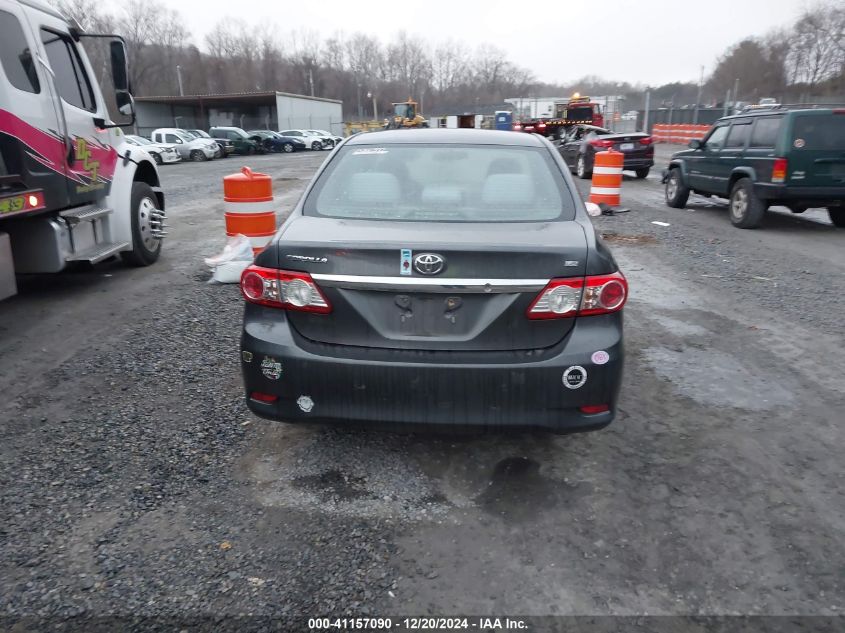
[346,172,402,205]
[481,174,534,205]
[486,157,524,175]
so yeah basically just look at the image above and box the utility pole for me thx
[308,69,314,97]
[643,89,651,133]
[176,65,184,96]
[694,65,703,124]
[367,91,377,121]
[733,77,740,110]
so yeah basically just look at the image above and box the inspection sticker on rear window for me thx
[352,147,388,155]
[400,249,412,275]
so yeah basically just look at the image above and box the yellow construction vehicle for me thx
[383,98,429,129]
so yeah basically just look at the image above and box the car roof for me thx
[345,129,546,146]
[718,107,835,122]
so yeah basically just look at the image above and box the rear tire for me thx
[635,167,650,179]
[576,155,591,179]
[828,207,845,227]
[729,178,767,229]
[121,182,163,267]
[665,167,690,208]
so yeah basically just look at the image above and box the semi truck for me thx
[513,95,605,139]
[0,0,166,300]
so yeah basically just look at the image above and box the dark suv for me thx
[663,108,845,228]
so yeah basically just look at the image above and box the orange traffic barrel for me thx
[223,166,276,255]
[589,150,623,207]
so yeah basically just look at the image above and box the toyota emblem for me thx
[413,253,446,275]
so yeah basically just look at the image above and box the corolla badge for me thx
[413,253,446,275]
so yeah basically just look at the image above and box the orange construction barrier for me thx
[589,150,623,207]
[223,167,276,255]
[652,123,710,144]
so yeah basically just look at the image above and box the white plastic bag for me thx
[204,234,254,283]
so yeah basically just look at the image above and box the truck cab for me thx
[0,0,166,300]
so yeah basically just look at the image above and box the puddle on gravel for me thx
[642,346,794,411]
[293,469,374,502]
[476,457,588,522]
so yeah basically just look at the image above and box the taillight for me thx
[589,139,614,149]
[772,158,788,184]
[240,265,331,314]
[527,272,627,319]
[639,136,653,146]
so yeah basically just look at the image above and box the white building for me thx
[134,91,344,137]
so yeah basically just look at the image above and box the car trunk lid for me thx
[277,217,588,351]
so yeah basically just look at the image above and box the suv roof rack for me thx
[741,102,845,113]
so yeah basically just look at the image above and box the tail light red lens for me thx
[772,158,788,184]
[580,404,610,414]
[527,271,627,319]
[240,265,332,314]
[250,392,278,403]
[639,136,653,146]
[589,139,615,149]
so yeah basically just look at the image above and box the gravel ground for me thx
[1,146,843,631]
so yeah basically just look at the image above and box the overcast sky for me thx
[107,0,805,86]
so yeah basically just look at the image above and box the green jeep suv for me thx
[663,108,845,229]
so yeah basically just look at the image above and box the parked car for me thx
[279,129,324,151]
[663,108,845,229]
[308,129,343,148]
[208,127,262,155]
[124,135,181,165]
[558,124,654,179]
[150,128,217,161]
[239,129,628,434]
[187,129,233,157]
[247,130,306,153]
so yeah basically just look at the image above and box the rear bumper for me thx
[754,183,845,204]
[622,158,654,169]
[240,309,624,434]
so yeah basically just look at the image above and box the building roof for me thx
[135,91,342,107]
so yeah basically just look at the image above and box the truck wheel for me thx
[576,155,592,179]
[635,167,650,179]
[729,178,767,229]
[121,182,163,267]
[828,207,845,227]
[190,150,206,162]
[665,168,690,208]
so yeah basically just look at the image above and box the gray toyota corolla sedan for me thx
[240,129,627,434]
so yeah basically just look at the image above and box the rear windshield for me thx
[304,143,573,223]
[566,107,593,122]
[792,114,845,151]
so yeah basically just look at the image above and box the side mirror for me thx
[689,139,702,150]
[110,40,129,91]
[113,90,135,127]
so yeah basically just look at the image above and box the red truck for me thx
[513,95,605,139]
